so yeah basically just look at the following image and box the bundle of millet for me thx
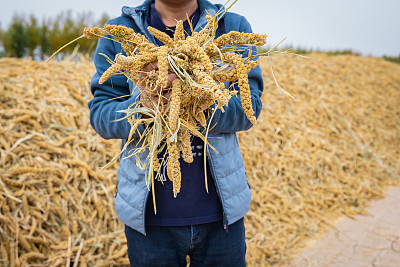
[82,11,267,203]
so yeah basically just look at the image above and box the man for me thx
[88,0,264,266]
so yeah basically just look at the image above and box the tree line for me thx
[0,12,110,59]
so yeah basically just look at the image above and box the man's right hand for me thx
[138,62,177,115]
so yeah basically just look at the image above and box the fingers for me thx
[139,61,176,92]
[138,61,177,113]
[138,61,158,84]
[153,73,177,95]
[166,73,177,87]
[162,90,172,102]
[142,61,158,72]
[140,88,174,116]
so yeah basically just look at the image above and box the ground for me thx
[290,186,400,267]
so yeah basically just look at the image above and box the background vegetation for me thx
[0,12,110,59]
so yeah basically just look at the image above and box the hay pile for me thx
[0,57,126,266]
[0,54,399,266]
[243,54,400,266]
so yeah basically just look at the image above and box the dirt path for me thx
[290,185,400,267]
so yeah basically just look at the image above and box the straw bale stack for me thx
[0,53,399,266]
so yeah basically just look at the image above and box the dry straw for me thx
[1,51,400,267]
[243,54,400,265]
[0,57,128,266]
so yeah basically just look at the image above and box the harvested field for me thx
[0,53,399,266]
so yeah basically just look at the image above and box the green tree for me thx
[1,11,111,59]
[48,19,64,59]
[75,12,98,55]
[39,20,51,59]
[26,15,40,58]
[4,16,28,58]
[61,13,79,54]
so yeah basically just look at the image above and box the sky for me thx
[1,0,399,57]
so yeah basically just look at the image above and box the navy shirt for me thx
[145,3,223,226]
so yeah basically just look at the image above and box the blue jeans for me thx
[125,218,246,267]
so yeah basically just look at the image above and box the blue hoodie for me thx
[88,0,264,235]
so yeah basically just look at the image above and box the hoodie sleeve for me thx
[207,16,264,135]
[88,32,145,140]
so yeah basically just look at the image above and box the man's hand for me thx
[138,62,177,115]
